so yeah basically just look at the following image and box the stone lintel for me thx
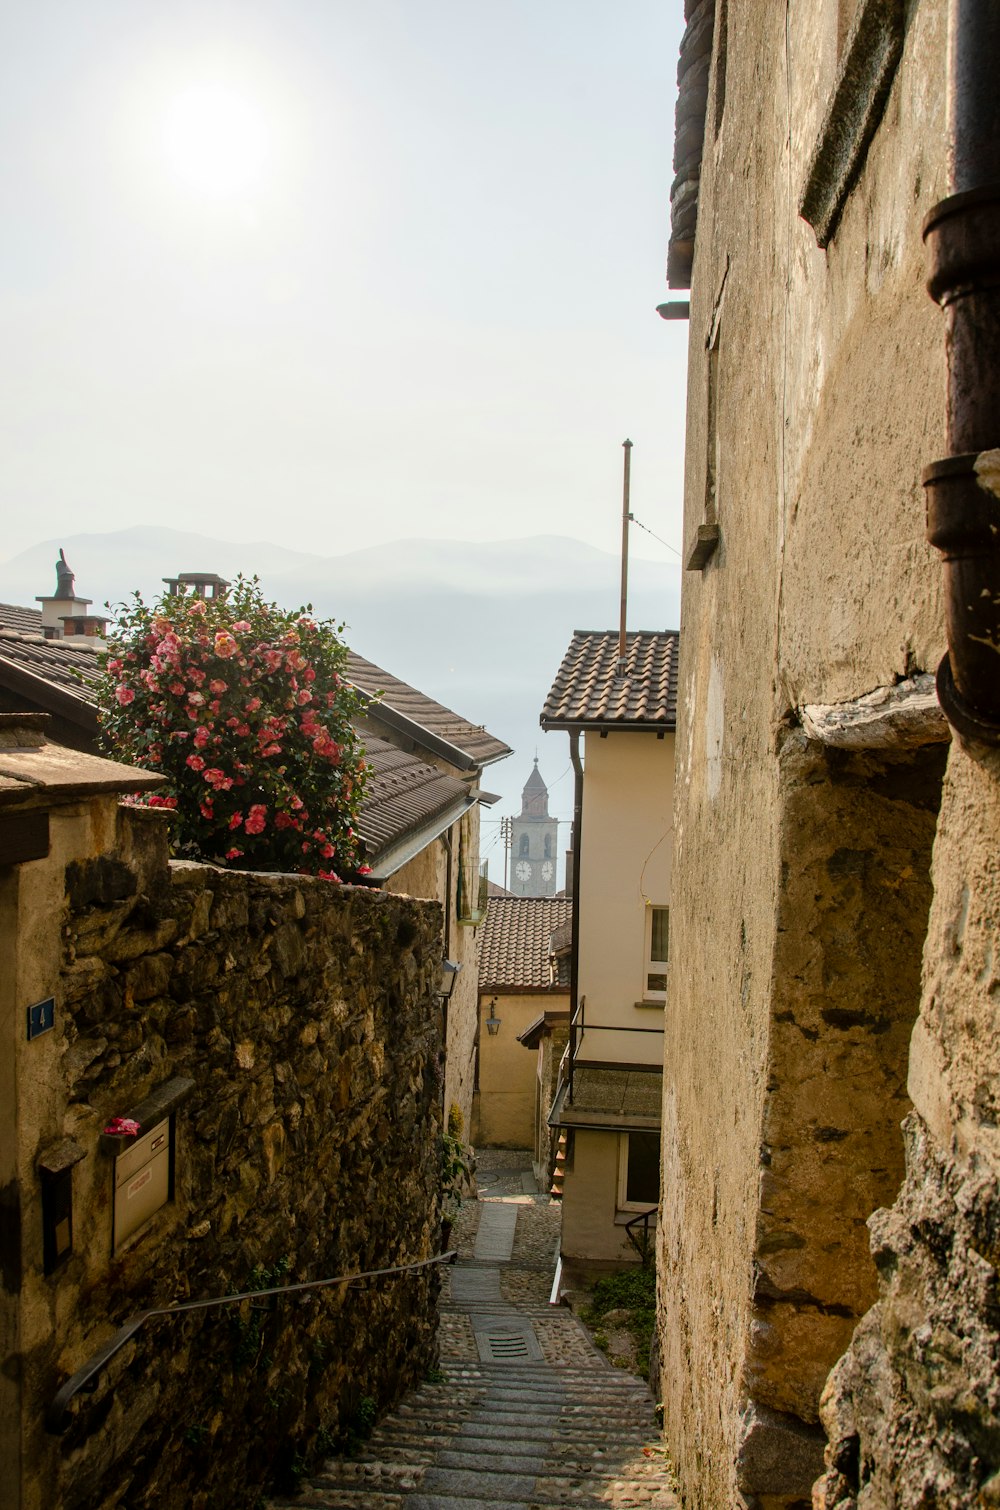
[799,673,949,749]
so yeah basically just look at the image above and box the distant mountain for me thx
[0,527,681,880]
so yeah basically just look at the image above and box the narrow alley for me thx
[269,1151,679,1509]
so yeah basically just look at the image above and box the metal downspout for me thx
[568,730,584,1104]
[922,0,1000,745]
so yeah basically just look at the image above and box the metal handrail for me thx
[47,1248,457,1434]
[623,1207,657,1265]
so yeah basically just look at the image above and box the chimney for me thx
[35,549,100,642]
[162,572,231,600]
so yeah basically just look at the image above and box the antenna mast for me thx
[618,439,633,668]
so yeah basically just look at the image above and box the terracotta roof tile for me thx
[539,630,680,730]
[478,895,573,992]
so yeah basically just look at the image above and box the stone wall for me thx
[815,743,1000,1507]
[658,0,953,1505]
[7,797,446,1510]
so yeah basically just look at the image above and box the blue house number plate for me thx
[27,998,55,1040]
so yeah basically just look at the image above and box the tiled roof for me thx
[346,651,511,770]
[539,631,680,731]
[478,895,573,993]
[0,602,43,634]
[357,736,472,863]
[0,620,485,876]
[0,634,102,710]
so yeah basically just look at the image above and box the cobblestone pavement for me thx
[270,1149,681,1508]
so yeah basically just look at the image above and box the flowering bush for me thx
[98,578,370,880]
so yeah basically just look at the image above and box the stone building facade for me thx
[654,0,1000,1505]
[0,719,448,1510]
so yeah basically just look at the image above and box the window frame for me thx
[616,1131,661,1213]
[642,904,670,1003]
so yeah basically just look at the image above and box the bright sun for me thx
[159,80,272,199]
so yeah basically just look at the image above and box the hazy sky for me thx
[1,1,688,566]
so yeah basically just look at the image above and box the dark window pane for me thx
[626,1132,661,1205]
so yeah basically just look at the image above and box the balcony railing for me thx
[565,997,664,1102]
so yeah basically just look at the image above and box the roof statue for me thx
[55,549,75,599]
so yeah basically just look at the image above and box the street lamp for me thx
[439,959,462,1000]
[484,998,502,1036]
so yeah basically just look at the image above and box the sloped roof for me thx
[0,619,485,876]
[540,631,680,732]
[0,602,44,634]
[478,895,573,993]
[0,634,102,723]
[346,651,511,771]
[357,736,474,868]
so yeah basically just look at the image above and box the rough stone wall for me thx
[658,1,951,1506]
[815,745,1000,1507]
[389,808,481,1142]
[15,802,445,1510]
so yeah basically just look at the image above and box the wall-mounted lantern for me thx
[439,959,462,1000]
[484,998,502,1037]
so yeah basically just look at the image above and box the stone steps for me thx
[266,1188,679,1509]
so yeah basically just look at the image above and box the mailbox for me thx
[113,1121,171,1250]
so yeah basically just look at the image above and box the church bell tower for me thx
[510,759,558,896]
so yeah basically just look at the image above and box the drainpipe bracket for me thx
[936,653,1000,749]
[923,182,1000,306]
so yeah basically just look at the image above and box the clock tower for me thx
[510,759,559,896]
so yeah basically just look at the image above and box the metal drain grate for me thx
[472,1315,543,1364]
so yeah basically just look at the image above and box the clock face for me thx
[515,860,532,881]
[541,861,554,882]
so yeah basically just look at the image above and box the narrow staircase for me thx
[268,1159,679,1509]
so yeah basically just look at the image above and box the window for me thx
[519,833,529,857]
[544,833,552,859]
[617,1132,661,1211]
[644,905,669,1001]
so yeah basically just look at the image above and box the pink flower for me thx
[261,743,282,758]
[103,1117,140,1136]
[229,813,243,830]
[187,691,205,707]
[186,754,206,771]
[214,632,238,659]
[275,813,298,830]
[193,727,210,749]
[231,620,251,633]
[358,865,373,876]
[245,804,267,835]
[199,801,214,819]
[226,847,243,861]
[320,843,335,859]
[296,689,312,705]
[107,658,123,673]
[188,598,207,616]
[245,697,262,713]
[203,768,233,791]
[210,679,227,695]
[115,684,135,706]
[170,681,185,696]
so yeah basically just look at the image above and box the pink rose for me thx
[115,685,135,706]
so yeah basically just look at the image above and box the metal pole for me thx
[619,439,633,667]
